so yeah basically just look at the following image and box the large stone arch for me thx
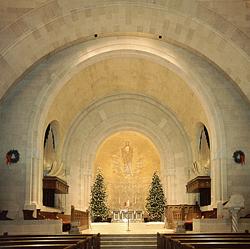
[63,94,192,211]
[0,36,249,217]
[0,1,250,102]
[27,38,250,209]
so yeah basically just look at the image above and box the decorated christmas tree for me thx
[145,172,166,221]
[90,172,109,222]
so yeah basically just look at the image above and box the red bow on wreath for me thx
[233,150,245,165]
[5,150,20,165]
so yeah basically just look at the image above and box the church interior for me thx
[0,0,250,247]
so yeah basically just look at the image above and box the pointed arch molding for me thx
[63,93,192,209]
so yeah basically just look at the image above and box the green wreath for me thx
[232,150,245,165]
[6,149,20,164]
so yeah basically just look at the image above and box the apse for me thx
[93,130,161,212]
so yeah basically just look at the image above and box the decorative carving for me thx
[43,176,69,194]
[43,123,65,180]
[165,204,201,229]
[121,141,133,175]
[192,125,211,176]
[186,176,211,193]
[94,131,160,212]
[44,124,56,175]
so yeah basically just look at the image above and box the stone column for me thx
[82,173,92,210]
[162,175,167,200]
[24,157,39,218]
[216,201,224,219]
[167,173,175,204]
[212,158,222,206]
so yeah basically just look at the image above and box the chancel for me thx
[0,1,250,248]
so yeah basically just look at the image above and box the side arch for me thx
[1,37,249,216]
[63,94,192,210]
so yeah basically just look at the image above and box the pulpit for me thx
[186,176,211,206]
[43,176,69,207]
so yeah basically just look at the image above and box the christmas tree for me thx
[145,172,166,221]
[90,172,109,222]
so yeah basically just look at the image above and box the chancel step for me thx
[101,234,157,249]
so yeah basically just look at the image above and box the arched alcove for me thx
[192,123,211,177]
[42,120,67,210]
[187,123,212,207]
[62,93,192,212]
[93,130,161,211]
[43,120,59,176]
[0,37,249,218]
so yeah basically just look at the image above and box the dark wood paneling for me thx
[186,176,211,193]
[43,176,69,194]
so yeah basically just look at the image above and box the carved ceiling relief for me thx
[94,131,160,211]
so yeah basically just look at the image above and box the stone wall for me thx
[193,218,250,233]
[0,1,249,220]
[0,220,62,235]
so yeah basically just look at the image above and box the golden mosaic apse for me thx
[94,131,160,211]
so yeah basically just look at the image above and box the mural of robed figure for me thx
[121,141,133,175]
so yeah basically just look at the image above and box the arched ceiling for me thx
[46,56,207,146]
[1,34,248,171]
[0,0,250,103]
[2,35,247,167]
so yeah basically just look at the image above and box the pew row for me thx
[37,205,89,232]
[157,232,250,249]
[0,234,100,249]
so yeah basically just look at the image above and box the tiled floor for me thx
[81,222,174,234]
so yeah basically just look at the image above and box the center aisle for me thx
[101,234,157,249]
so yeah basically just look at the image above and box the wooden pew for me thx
[37,210,70,232]
[0,234,100,249]
[0,238,99,249]
[65,236,100,249]
[169,239,250,249]
[157,233,250,249]
[0,235,91,240]
[183,241,250,249]
[0,243,76,248]
[172,238,250,249]
[37,206,89,232]
[70,205,89,230]
[0,239,85,246]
